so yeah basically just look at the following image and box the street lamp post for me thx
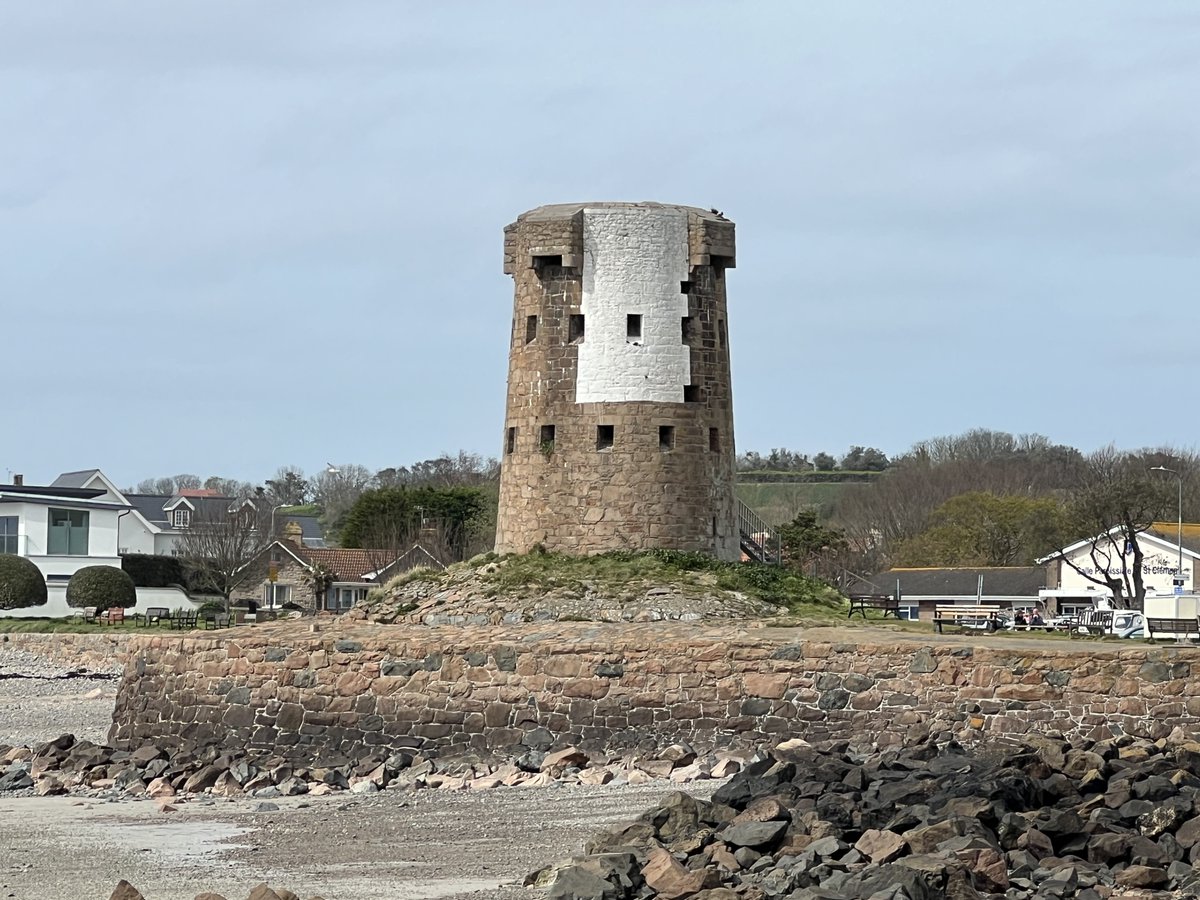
[1151,465,1185,593]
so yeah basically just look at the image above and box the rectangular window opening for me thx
[506,427,516,455]
[709,427,720,453]
[569,314,585,343]
[596,424,614,451]
[48,508,89,556]
[683,384,701,402]
[712,517,718,537]
[681,317,693,341]
[680,280,693,294]
[626,314,642,341]
[0,516,17,555]
[659,425,675,451]
[525,315,538,344]
[533,254,563,271]
[540,424,556,448]
[717,318,726,348]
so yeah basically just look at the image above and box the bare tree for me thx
[376,452,500,489]
[265,466,311,505]
[133,474,202,494]
[1056,447,1173,610]
[311,464,374,528]
[174,498,272,610]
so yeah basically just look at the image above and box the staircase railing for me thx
[737,498,781,565]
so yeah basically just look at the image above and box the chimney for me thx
[13,474,22,486]
[283,520,304,548]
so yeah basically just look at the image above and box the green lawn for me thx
[736,482,858,525]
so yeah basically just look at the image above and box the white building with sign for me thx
[1039,526,1198,610]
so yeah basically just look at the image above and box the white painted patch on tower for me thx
[576,206,691,403]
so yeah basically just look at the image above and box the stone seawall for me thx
[1,632,131,672]
[109,623,1200,761]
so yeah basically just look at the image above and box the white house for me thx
[1,470,201,617]
[1038,524,1199,611]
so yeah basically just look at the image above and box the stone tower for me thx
[495,202,739,560]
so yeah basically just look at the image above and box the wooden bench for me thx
[848,594,900,619]
[934,605,1002,634]
[1146,617,1197,641]
[144,607,170,626]
[1068,611,1111,639]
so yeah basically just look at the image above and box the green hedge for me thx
[121,553,185,588]
[0,556,48,610]
[66,565,137,609]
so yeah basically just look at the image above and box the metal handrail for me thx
[736,499,780,564]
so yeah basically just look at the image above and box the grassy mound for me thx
[366,549,847,624]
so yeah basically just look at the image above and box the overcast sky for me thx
[3,2,1197,487]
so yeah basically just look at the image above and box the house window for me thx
[172,509,191,528]
[659,425,675,451]
[569,314,585,343]
[898,605,920,621]
[47,508,89,556]
[336,587,363,610]
[0,516,17,555]
[596,425,614,451]
[263,584,291,609]
[525,315,538,344]
[626,314,642,341]
[540,424,556,450]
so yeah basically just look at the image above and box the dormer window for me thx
[173,509,191,528]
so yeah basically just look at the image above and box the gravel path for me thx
[0,777,704,900]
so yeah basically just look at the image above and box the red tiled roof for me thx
[303,548,391,581]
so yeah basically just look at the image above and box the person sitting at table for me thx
[1029,608,1044,627]
[1014,609,1028,628]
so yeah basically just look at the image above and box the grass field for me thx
[736,481,858,525]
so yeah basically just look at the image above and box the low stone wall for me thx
[1,632,132,672]
[109,622,1200,762]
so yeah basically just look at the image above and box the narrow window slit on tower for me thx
[539,424,555,449]
[681,317,693,341]
[659,425,675,451]
[506,427,516,455]
[712,517,718,537]
[569,314,585,343]
[709,427,720,453]
[525,315,538,344]
[717,319,726,348]
[596,425,614,451]
[684,384,700,402]
[626,314,642,341]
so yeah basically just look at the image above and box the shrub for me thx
[66,565,137,609]
[196,600,225,616]
[0,556,47,610]
[121,553,185,588]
